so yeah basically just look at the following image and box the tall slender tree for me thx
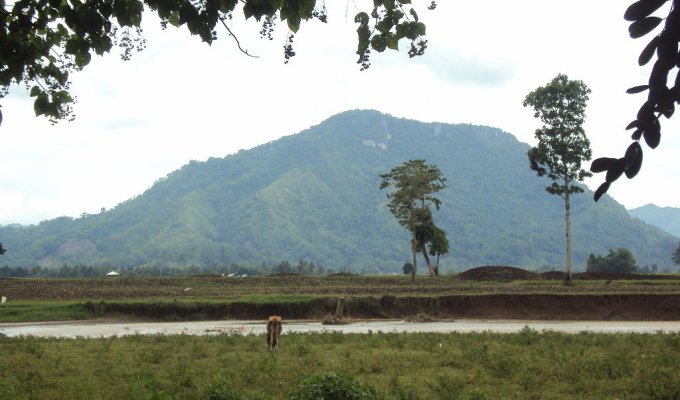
[523,74,592,284]
[379,159,446,281]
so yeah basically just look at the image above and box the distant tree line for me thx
[586,248,676,274]
[0,259,345,278]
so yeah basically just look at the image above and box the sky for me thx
[1,0,680,225]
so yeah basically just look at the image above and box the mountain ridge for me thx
[1,109,677,272]
[628,204,680,238]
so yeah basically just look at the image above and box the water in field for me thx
[3,319,680,338]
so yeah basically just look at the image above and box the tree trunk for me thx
[411,231,417,283]
[434,254,440,276]
[334,297,345,321]
[421,248,435,276]
[564,185,573,285]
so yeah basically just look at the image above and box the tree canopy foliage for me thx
[0,0,434,124]
[586,248,638,273]
[591,0,680,199]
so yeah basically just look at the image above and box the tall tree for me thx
[523,74,592,284]
[673,242,680,270]
[0,0,434,124]
[379,159,446,281]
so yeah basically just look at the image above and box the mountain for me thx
[1,110,677,273]
[629,204,680,238]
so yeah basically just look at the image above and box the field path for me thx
[3,319,680,338]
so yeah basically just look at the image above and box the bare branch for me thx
[220,18,258,58]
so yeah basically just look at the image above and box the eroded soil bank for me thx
[84,294,680,321]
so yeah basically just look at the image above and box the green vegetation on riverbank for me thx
[1,329,680,399]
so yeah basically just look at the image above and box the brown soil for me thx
[2,268,680,321]
[460,265,678,281]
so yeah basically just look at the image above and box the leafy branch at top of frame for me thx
[0,0,435,125]
[591,0,680,201]
[354,0,434,71]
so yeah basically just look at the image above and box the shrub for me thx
[203,382,242,400]
[288,372,374,400]
[586,248,637,273]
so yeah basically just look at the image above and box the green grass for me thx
[0,301,93,323]
[1,329,680,399]
[0,295,327,323]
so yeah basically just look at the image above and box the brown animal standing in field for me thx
[267,315,283,350]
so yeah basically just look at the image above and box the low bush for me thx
[288,372,375,400]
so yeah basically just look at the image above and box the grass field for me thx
[2,274,680,399]
[2,329,680,399]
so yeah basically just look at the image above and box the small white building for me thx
[106,271,119,276]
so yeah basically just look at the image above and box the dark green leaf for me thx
[30,86,41,97]
[643,119,661,148]
[624,142,644,178]
[656,32,678,67]
[416,21,426,35]
[605,158,626,182]
[626,85,649,94]
[628,17,662,38]
[75,51,92,67]
[590,157,618,173]
[638,36,658,65]
[594,181,610,202]
[385,32,399,50]
[624,0,668,21]
[625,120,638,130]
[637,101,654,121]
[410,8,418,22]
[287,14,301,33]
[34,95,49,116]
[631,128,643,140]
[624,141,642,169]
[371,34,387,52]
[659,98,675,118]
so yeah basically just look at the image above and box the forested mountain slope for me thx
[629,204,680,238]
[1,110,677,273]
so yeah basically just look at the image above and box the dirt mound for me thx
[459,266,537,281]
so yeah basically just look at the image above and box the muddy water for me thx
[3,320,680,338]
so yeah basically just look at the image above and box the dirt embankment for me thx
[4,266,680,322]
[83,293,680,322]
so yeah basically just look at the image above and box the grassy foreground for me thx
[1,329,680,400]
